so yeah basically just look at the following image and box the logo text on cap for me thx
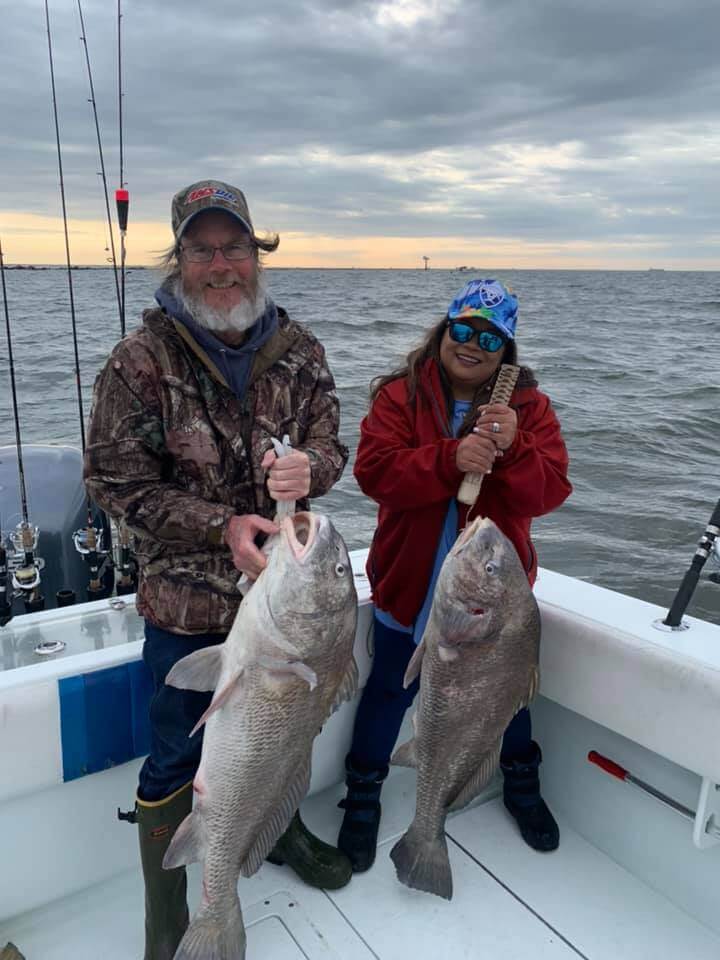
[185,187,239,206]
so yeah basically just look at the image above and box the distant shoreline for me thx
[2,264,715,273]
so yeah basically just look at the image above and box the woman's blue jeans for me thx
[349,615,533,772]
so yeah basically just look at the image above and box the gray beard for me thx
[174,273,268,334]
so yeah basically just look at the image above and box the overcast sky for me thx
[1,0,719,267]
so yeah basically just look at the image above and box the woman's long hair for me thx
[369,315,520,429]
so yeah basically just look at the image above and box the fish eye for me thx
[485,562,497,575]
[335,563,346,576]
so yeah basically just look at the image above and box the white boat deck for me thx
[2,768,718,960]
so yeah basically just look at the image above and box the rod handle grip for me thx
[588,750,628,781]
[457,364,520,509]
[457,473,484,505]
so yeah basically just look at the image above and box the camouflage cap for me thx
[171,180,254,241]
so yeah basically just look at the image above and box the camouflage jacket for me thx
[84,306,348,634]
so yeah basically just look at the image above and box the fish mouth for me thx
[453,516,491,552]
[281,511,318,562]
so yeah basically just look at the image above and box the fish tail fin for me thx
[390,823,453,900]
[173,896,246,960]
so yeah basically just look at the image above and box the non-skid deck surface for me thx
[2,769,718,960]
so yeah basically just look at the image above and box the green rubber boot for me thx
[136,781,193,960]
[266,811,352,890]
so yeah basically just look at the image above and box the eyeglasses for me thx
[447,320,505,353]
[180,241,256,263]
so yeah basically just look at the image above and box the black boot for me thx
[500,741,559,852]
[337,756,388,873]
[134,781,193,960]
[266,811,352,890]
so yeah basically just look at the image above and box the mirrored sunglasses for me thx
[447,320,505,353]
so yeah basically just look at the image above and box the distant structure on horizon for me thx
[422,256,430,271]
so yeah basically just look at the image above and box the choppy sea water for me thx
[1,266,718,624]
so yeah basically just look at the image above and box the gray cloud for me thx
[1,0,719,261]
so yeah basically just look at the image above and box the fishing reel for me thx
[113,520,138,596]
[5,522,45,613]
[73,522,115,601]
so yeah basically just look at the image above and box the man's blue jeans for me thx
[137,621,226,802]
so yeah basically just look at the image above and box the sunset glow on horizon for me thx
[2,212,714,272]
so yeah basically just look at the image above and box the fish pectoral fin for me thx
[447,742,502,813]
[331,656,359,713]
[188,671,244,737]
[255,655,318,690]
[402,638,425,688]
[165,644,225,693]
[163,810,205,869]
[239,758,312,878]
[391,737,417,768]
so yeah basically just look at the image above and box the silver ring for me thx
[491,421,500,434]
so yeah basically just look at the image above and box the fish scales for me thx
[165,511,358,959]
[390,516,540,900]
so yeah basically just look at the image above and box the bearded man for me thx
[84,180,351,960]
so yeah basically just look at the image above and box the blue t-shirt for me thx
[375,399,471,645]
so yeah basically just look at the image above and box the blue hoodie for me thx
[155,286,278,404]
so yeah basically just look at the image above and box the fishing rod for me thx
[76,0,122,327]
[116,0,128,339]
[45,0,85,452]
[45,0,114,605]
[661,498,720,629]
[0,239,44,617]
[77,0,135,596]
[111,0,136,596]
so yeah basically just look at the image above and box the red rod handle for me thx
[588,750,628,781]
[115,188,129,232]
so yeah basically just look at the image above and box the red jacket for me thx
[354,357,572,627]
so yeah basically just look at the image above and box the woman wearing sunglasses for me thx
[338,278,572,873]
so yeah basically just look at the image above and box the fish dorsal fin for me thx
[391,737,417,768]
[447,742,502,813]
[331,655,359,713]
[165,644,225,693]
[402,638,425,688]
[239,758,312,878]
[162,809,205,869]
[256,655,318,690]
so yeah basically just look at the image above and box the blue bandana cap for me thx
[447,278,518,341]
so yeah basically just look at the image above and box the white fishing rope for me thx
[237,434,294,597]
